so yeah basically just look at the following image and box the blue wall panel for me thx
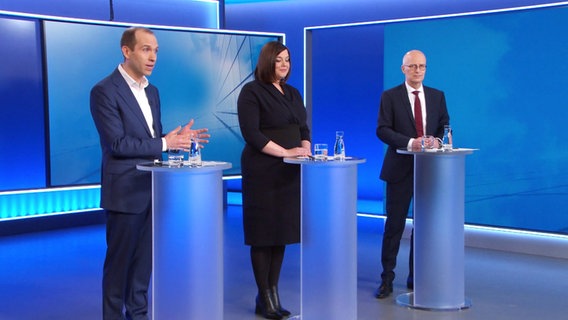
[310,24,385,201]
[0,17,46,191]
[0,0,218,28]
[0,0,107,20]
[112,0,218,28]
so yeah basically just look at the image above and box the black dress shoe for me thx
[407,276,414,290]
[374,282,393,299]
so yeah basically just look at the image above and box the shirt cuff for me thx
[162,137,168,152]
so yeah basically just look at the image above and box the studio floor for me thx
[1,205,567,320]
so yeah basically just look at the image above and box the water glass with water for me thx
[167,148,184,167]
[314,143,328,161]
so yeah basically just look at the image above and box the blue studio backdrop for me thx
[2,0,568,236]
[308,4,568,234]
[0,7,280,219]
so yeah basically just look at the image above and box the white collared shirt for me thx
[118,65,167,151]
[118,64,155,138]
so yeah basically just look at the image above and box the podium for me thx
[395,148,475,311]
[137,161,232,320]
[284,157,366,320]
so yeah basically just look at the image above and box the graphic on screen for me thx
[45,21,279,186]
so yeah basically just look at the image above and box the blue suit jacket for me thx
[90,68,163,214]
[376,83,450,183]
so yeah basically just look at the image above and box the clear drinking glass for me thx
[167,148,184,167]
[421,135,436,150]
[314,143,328,161]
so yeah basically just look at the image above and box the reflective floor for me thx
[0,205,567,320]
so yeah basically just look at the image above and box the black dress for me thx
[237,80,311,246]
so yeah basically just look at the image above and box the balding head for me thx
[401,50,427,89]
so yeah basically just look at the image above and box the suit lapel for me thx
[398,84,416,132]
[112,69,154,138]
[424,87,436,135]
[146,88,161,137]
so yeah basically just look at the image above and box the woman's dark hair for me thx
[254,41,291,84]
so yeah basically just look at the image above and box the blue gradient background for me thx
[384,6,568,233]
[45,21,277,185]
[311,5,568,233]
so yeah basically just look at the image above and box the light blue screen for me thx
[385,6,568,233]
[45,21,278,185]
[310,4,568,234]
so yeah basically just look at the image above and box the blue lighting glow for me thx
[1,177,243,221]
[0,186,101,221]
[225,0,285,3]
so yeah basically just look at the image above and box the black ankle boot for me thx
[255,289,283,319]
[270,286,291,316]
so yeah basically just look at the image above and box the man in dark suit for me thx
[375,50,450,299]
[90,27,208,319]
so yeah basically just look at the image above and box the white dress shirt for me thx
[118,64,167,151]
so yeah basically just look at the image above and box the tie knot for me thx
[412,90,420,96]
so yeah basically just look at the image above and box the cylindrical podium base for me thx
[151,168,225,320]
[296,159,365,320]
[396,151,472,311]
[283,158,365,320]
[396,293,472,311]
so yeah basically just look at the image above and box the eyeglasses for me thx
[403,64,427,71]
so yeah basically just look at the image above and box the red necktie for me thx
[413,90,424,137]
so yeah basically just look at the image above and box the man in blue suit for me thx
[375,50,450,299]
[90,27,208,319]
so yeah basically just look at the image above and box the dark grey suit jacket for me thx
[90,68,163,214]
[376,83,450,183]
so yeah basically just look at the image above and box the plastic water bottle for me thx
[188,135,202,166]
[442,125,453,151]
[333,131,346,160]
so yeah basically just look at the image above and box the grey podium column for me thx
[285,157,365,320]
[137,161,232,320]
[396,149,474,311]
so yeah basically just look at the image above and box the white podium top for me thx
[284,156,366,166]
[397,148,477,156]
[137,161,232,173]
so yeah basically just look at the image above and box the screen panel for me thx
[309,4,568,234]
[44,21,279,186]
[384,5,568,234]
[0,16,46,191]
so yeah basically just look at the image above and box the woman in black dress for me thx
[237,41,311,319]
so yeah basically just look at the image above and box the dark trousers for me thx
[380,174,414,284]
[103,208,152,320]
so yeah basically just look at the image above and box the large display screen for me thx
[383,5,568,234]
[44,21,279,186]
[309,4,568,234]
